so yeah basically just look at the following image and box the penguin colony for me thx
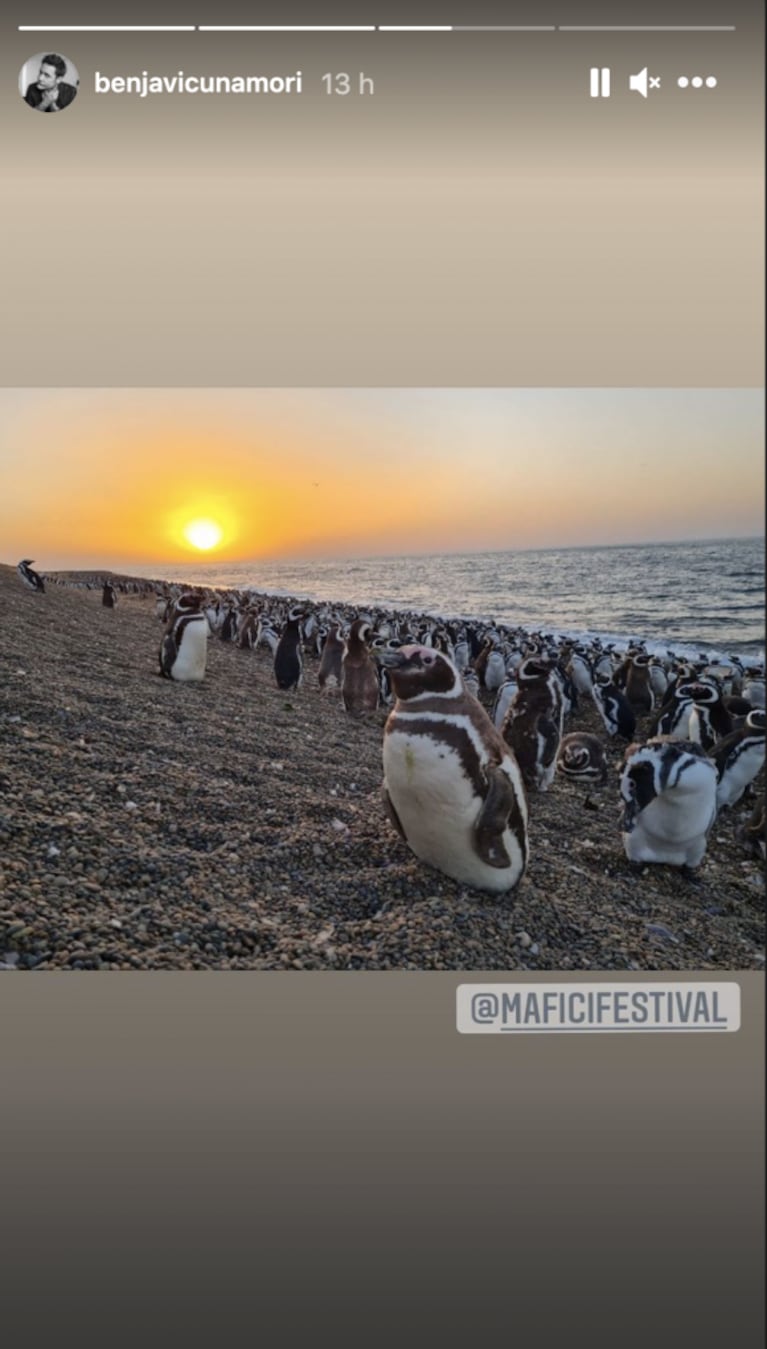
[24,563,766,896]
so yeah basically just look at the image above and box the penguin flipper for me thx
[381,785,407,843]
[475,766,514,869]
[159,634,177,678]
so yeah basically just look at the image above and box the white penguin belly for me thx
[624,789,715,867]
[668,705,695,739]
[716,743,765,809]
[571,665,593,696]
[172,624,208,681]
[383,730,523,893]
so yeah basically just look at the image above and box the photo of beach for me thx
[1,388,764,971]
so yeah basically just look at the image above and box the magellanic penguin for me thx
[592,674,636,741]
[491,677,518,732]
[648,658,668,703]
[567,650,594,698]
[484,648,507,694]
[102,581,116,608]
[159,602,210,682]
[453,636,470,673]
[619,737,717,869]
[318,622,345,691]
[471,637,494,689]
[623,653,655,714]
[710,709,766,810]
[236,609,259,650]
[556,732,608,785]
[341,619,380,715]
[653,680,713,741]
[654,663,695,715]
[501,656,564,792]
[381,645,529,894]
[273,606,306,691]
[255,618,280,655]
[371,637,401,707]
[687,680,732,751]
[219,606,238,643]
[17,559,45,593]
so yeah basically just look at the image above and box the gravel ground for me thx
[1,563,764,971]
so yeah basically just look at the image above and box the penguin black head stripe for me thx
[619,738,717,868]
[516,656,552,684]
[620,756,658,826]
[380,644,460,700]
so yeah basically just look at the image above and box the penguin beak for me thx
[379,648,409,669]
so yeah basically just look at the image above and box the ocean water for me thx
[140,536,765,665]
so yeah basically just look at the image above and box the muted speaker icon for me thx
[629,67,661,97]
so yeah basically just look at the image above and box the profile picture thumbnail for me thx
[20,52,79,113]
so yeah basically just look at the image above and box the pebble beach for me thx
[1,563,764,972]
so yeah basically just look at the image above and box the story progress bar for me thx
[18,24,738,34]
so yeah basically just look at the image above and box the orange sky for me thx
[0,389,762,568]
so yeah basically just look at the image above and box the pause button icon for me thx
[590,67,611,97]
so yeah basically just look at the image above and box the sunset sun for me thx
[183,518,223,551]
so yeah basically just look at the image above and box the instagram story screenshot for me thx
[1,1,764,1342]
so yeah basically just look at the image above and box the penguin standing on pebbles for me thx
[317,622,345,691]
[274,606,306,691]
[102,581,116,608]
[381,645,528,894]
[619,738,717,870]
[453,636,470,673]
[624,653,655,714]
[341,619,380,715]
[502,656,563,792]
[17,559,45,593]
[593,674,636,741]
[484,647,506,694]
[159,599,210,682]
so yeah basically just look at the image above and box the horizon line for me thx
[6,532,763,575]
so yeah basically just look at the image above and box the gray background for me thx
[2,0,763,386]
[0,974,763,1342]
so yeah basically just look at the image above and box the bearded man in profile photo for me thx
[25,53,78,112]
